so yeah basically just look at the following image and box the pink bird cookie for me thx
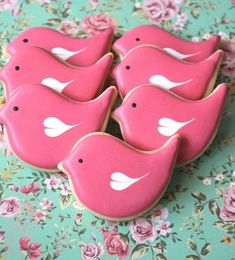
[7,27,114,67]
[0,46,113,101]
[58,133,180,220]
[113,25,221,62]
[0,84,117,171]
[112,83,227,165]
[112,45,223,100]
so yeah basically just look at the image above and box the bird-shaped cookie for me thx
[7,27,114,67]
[112,45,223,100]
[58,133,180,220]
[113,25,221,62]
[0,84,117,171]
[0,46,113,101]
[112,83,227,165]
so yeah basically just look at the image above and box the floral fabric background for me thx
[0,0,235,259]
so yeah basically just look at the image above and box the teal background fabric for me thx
[0,0,235,259]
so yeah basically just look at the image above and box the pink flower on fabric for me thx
[220,40,235,78]
[151,204,169,222]
[39,198,53,210]
[32,209,47,222]
[156,220,172,236]
[59,20,79,35]
[88,0,99,9]
[143,0,179,24]
[81,13,117,35]
[102,228,130,259]
[220,186,235,221]
[0,196,20,217]
[20,182,40,195]
[60,183,71,196]
[20,237,42,260]
[129,217,157,243]
[81,243,104,260]
[0,0,17,11]
[0,133,13,157]
[44,175,61,189]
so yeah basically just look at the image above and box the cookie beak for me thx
[112,105,121,122]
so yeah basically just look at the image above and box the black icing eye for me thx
[132,103,136,108]
[125,65,130,70]
[13,106,19,111]
[78,159,83,163]
[15,66,20,71]
[135,37,140,41]
[23,38,28,43]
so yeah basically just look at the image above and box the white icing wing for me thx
[158,117,194,136]
[52,47,87,60]
[110,172,149,191]
[149,75,192,90]
[163,48,201,60]
[43,117,80,137]
[41,78,73,93]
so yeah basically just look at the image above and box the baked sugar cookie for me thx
[113,25,220,62]
[7,27,113,67]
[0,84,117,171]
[58,133,180,221]
[112,45,223,100]
[112,83,227,165]
[0,46,113,101]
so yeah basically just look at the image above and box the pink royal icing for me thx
[0,46,113,101]
[112,45,223,100]
[59,133,180,220]
[113,25,221,62]
[7,27,114,67]
[0,84,117,170]
[112,84,227,165]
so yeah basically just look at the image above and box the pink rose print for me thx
[11,6,20,15]
[81,13,117,35]
[89,0,99,9]
[151,204,169,222]
[0,133,13,157]
[44,175,61,189]
[129,217,157,243]
[220,39,235,78]
[0,0,17,11]
[20,182,40,195]
[81,243,104,260]
[102,228,130,259]
[20,237,42,260]
[156,220,172,236]
[59,20,79,35]
[60,183,71,196]
[220,185,235,221]
[32,209,47,222]
[39,198,53,210]
[143,0,179,24]
[0,196,20,217]
[231,0,235,6]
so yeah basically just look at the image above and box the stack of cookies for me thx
[0,25,227,221]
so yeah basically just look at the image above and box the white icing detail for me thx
[149,75,192,90]
[41,78,73,93]
[52,47,87,60]
[163,48,201,60]
[158,117,194,136]
[43,117,80,137]
[110,172,149,191]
